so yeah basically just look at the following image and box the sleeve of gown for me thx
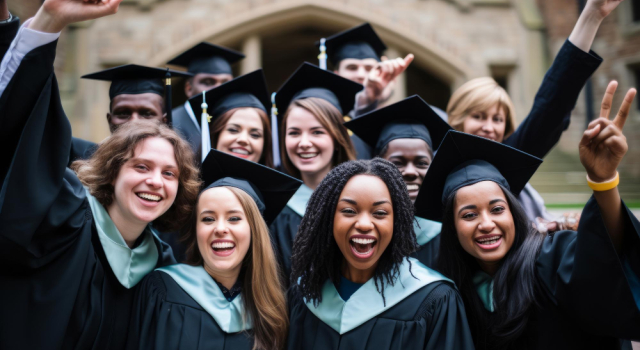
[0,30,86,267]
[126,273,165,350]
[420,282,476,350]
[535,195,640,340]
[0,16,20,60]
[503,40,602,159]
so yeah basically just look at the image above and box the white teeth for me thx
[211,242,235,249]
[353,246,374,256]
[299,153,317,159]
[477,237,501,244]
[351,237,376,244]
[231,148,249,155]
[137,193,161,201]
[406,184,419,191]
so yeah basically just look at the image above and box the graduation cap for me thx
[168,42,245,75]
[275,63,363,116]
[187,69,270,121]
[200,149,303,224]
[414,131,542,222]
[344,95,452,155]
[81,64,193,125]
[317,23,387,67]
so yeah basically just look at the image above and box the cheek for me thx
[236,224,252,253]
[455,220,477,253]
[216,131,232,148]
[462,118,479,133]
[416,169,427,183]
[319,136,335,154]
[196,224,212,254]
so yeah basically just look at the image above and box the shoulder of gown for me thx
[171,104,200,154]
[535,195,640,340]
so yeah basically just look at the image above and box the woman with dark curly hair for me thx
[417,83,640,349]
[127,150,301,350]
[0,4,200,349]
[287,158,475,349]
[269,63,361,282]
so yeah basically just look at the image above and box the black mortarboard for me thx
[318,23,387,67]
[414,131,542,221]
[275,63,362,116]
[168,42,245,75]
[82,65,193,124]
[187,69,270,121]
[344,95,452,155]
[200,149,302,224]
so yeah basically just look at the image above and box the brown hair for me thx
[210,107,274,168]
[279,97,356,178]
[71,120,201,232]
[446,77,517,140]
[183,187,288,350]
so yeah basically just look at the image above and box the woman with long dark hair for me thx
[288,158,475,349]
[269,63,361,281]
[346,95,452,268]
[416,83,640,349]
[127,150,301,350]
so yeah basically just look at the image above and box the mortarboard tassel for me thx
[318,38,327,70]
[201,91,212,162]
[271,92,281,168]
[165,69,173,126]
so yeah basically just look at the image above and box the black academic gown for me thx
[0,15,19,60]
[269,205,302,284]
[412,234,440,269]
[0,39,175,350]
[126,271,254,350]
[69,136,97,165]
[172,103,201,155]
[287,280,475,349]
[474,197,640,350]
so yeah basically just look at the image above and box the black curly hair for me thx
[290,158,419,305]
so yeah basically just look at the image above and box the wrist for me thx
[587,171,619,192]
[29,7,66,33]
[581,4,607,23]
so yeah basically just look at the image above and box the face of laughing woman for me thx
[333,175,394,283]
[215,108,265,164]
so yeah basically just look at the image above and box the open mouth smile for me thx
[349,235,378,259]
[136,192,162,202]
[475,234,502,250]
[211,240,236,257]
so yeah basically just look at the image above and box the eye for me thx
[492,206,505,214]
[228,216,242,222]
[340,208,357,215]
[461,212,477,220]
[417,160,430,168]
[135,164,149,171]
[202,216,215,223]
[227,127,239,133]
[250,132,262,139]
[493,116,504,123]
[373,210,388,218]
[287,130,300,136]
[390,160,403,167]
[312,130,325,135]
[163,171,176,178]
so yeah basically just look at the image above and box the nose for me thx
[402,162,419,180]
[214,220,230,236]
[130,113,141,121]
[236,131,249,146]
[298,132,312,149]
[145,169,163,188]
[357,66,368,80]
[355,213,374,233]
[478,211,496,233]
[481,119,494,133]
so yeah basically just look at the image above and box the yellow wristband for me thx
[587,172,619,192]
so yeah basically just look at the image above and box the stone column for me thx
[240,35,262,74]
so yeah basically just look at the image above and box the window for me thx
[490,65,514,93]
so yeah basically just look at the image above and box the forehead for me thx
[199,187,243,210]
[340,175,391,201]
[384,138,432,157]
[132,137,177,167]
[227,108,264,128]
[455,181,506,205]
[286,106,323,128]
[194,73,232,81]
[112,93,163,110]
[339,58,378,67]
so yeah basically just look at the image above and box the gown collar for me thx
[86,189,159,289]
[472,270,495,312]
[414,216,442,246]
[304,257,450,335]
[286,183,313,217]
[156,264,251,333]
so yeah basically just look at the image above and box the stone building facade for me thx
[8,0,640,204]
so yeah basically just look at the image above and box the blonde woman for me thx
[127,150,301,350]
[269,63,360,282]
[446,0,621,227]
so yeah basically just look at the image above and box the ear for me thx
[162,114,168,124]
[184,79,193,97]
[107,113,117,134]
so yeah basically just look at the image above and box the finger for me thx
[613,88,637,130]
[600,80,618,120]
[587,117,613,131]
[381,56,388,62]
[591,123,620,147]
[580,123,601,148]
[603,134,628,156]
[404,54,414,66]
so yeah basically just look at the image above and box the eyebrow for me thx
[339,198,391,206]
[489,199,507,205]
[199,209,243,215]
[130,157,178,170]
[458,205,477,215]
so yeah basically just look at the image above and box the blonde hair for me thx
[71,120,201,232]
[279,97,356,178]
[446,77,517,139]
[210,107,274,168]
[183,187,288,350]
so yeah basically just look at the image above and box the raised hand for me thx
[585,0,625,20]
[30,0,123,33]
[579,81,635,182]
[362,54,414,104]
